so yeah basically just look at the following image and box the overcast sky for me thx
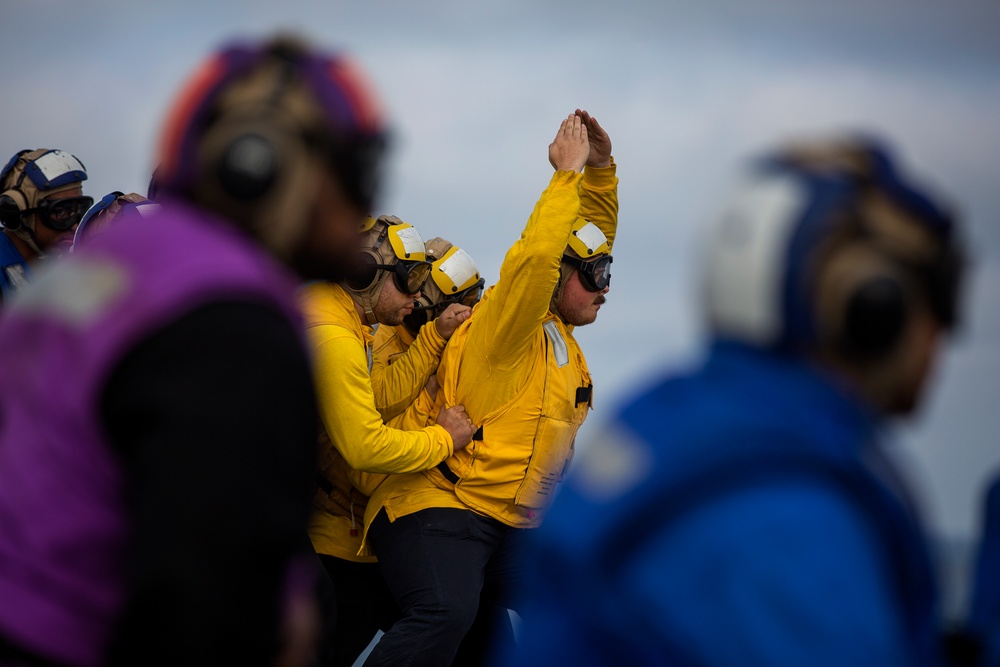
[2,0,999,541]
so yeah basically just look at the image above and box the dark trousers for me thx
[364,507,524,667]
[316,555,400,667]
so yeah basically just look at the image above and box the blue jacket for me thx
[506,342,942,667]
[0,232,28,302]
[971,476,1000,665]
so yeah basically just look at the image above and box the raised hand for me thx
[436,404,477,451]
[576,109,611,168]
[434,303,472,340]
[548,113,590,173]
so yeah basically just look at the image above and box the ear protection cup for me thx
[193,106,321,258]
[216,133,279,200]
[843,276,908,358]
[0,194,25,231]
[344,250,381,291]
[814,242,912,362]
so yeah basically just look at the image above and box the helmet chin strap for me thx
[14,222,47,260]
[550,261,574,321]
[357,272,389,325]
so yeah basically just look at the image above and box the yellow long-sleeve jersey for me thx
[300,282,454,561]
[364,161,619,539]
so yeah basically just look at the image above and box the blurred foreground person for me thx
[0,148,92,300]
[969,474,1000,666]
[72,191,160,250]
[0,35,387,667]
[508,138,968,667]
[362,110,618,666]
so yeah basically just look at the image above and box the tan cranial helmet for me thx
[402,237,484,334]
[343,214,431,323]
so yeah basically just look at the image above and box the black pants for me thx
[316,555,399,667]
[364,508,524,667]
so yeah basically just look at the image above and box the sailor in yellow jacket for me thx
[363,110,618,667]
[373,236,485,431]
[301,214,478,667]
[372,237,518,665]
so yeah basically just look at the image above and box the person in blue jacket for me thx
[0,148,92,301]
[968,474,1000,665]
[505,137,969,667]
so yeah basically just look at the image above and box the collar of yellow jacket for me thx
[299,281,375,345]
[478,284,573,332]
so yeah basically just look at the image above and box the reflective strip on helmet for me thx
[25,151,87,190]
[435,247,479,293]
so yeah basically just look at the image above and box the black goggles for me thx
[375,260,432,295]
[21,195,94,232]
[412,278,486,314]
[562,254,612,292]
[405,278,485,331]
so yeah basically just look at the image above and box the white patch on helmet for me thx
[437,247,478,289]
[31,151,85,184]
[703,173,806,346]
[394,225,424,258]
[574,221,608,254]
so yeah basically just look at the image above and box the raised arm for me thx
[459,115,590,405]
[576,109,619,249]
[370,305,470,421]
[311,325,452,473]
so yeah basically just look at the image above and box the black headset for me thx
[0,150,35,231]
[190,48,316,236]
[344,221,391,291]
[813,192,962,363]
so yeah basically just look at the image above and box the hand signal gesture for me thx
[548,113,590,174]
[576,109,612,168]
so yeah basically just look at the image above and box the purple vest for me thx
[0,201,302,666]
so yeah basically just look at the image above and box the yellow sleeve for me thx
[580,158,619,249]
[386,386,440,431]
[349,469,388,498]
[370,322,446,422]
[310,323,454,474]
[457,170,584,417]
